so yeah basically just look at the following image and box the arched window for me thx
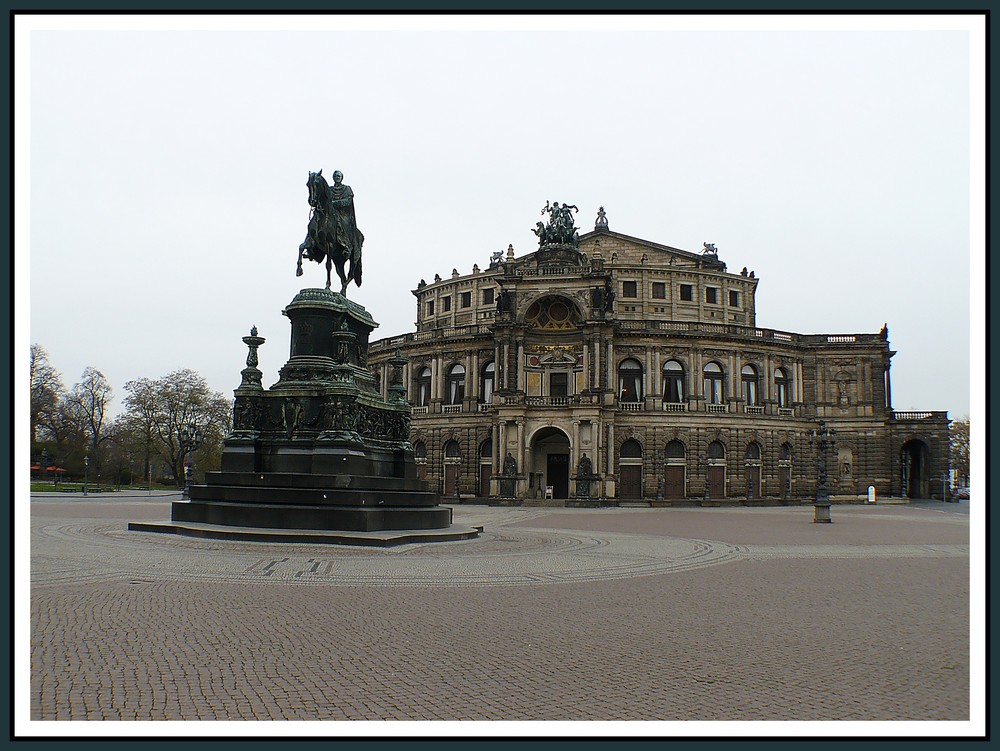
[523,295,581,330]
[745,442,761,460]
[618,358,643,403]
[703,362,725,405]
[779,442,792,461]
[444,440,462,459]
[413,441,427,460]
[447,364,466,405]
[620,439,643,459]
[774,367,791,407]
[707,441,726,460]
[479,439,493,458]
[662,359,685,403]
[664,440,686,459]
[414,367,431,407]
[741,364,760,406]
[481,361,495,404]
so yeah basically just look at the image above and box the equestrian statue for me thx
[297,169,364,295]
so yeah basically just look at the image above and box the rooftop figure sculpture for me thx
[534,200,580,247]
[297,169,364,295]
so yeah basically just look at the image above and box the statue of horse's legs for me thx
[325,257,333,290]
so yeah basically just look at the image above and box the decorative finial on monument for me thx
[506,243,515,261]
[239,327,266,390]
[595,206,609,231]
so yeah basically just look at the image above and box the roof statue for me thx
[296,169,364,295]
[533,200,581,248]
[702,242,718,255]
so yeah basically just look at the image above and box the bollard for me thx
[813,503,832,523]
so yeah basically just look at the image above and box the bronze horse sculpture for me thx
[297,170,364,295]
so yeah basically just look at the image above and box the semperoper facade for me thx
[368,204,949,505]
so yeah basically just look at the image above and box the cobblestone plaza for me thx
[24,493,977,733]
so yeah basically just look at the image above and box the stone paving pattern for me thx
[29,498,970,722]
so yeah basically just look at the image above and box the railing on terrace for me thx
[526,396,571,407]
[478,403,497,413]
[744,405,764,415]
[891,411,948,420]
[411,406,429,415]
[663,402,688,412]
[618,402,642,412]
[777,407,795,417]
[442,404,463,414]
[707,403,729,414]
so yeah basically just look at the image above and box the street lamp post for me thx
[703,454,711,502]
[178,423,203,499]
[809,422,836,522]
[83,453,89,496]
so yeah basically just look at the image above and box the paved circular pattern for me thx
[31,517,746,587]
[30,505,967,589]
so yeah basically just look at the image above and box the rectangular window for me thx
[442,295,452,312]
[461,291,471,308]
[706,287,718,304]
[652,282,666,299]
[622,281,638,298]
[482,288,494,305]
[427,300,435,316]
[680,284,693,301]
[550,372,568,397]
[729,290,739,307]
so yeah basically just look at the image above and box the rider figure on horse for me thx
[297,169,364,295]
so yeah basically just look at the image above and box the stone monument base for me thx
[130,288,480,547]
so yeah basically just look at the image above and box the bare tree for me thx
[30,344,63,446]
[64,367,114,475]
[121,369,232,487]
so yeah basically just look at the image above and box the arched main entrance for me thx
[900,439,931,499]
[530,427,571,499]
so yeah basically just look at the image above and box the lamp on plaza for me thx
[703,454,711,502]
[178,423,203,500]
[83,451,89,497]
[808,422,835,523]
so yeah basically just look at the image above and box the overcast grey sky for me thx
[19,15,981,420]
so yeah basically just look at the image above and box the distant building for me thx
[368,209,949,505]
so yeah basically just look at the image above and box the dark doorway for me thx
[746,466,761,499]
[708,466,725,498]
[664,466,685,499]
[444,464,459,498]
[620,465,643,499]
[546,454,570,498]
[901,440,930,498]
[479,463,491,498]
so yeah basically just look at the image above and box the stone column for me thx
[471,350,479,401]
[517,342,525,393]
[608,422,615,476]
[494,338,503,394]
[593,338,600,390]
[572,420,581,464]
[645,348,653,402]
[516,420,525,468]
